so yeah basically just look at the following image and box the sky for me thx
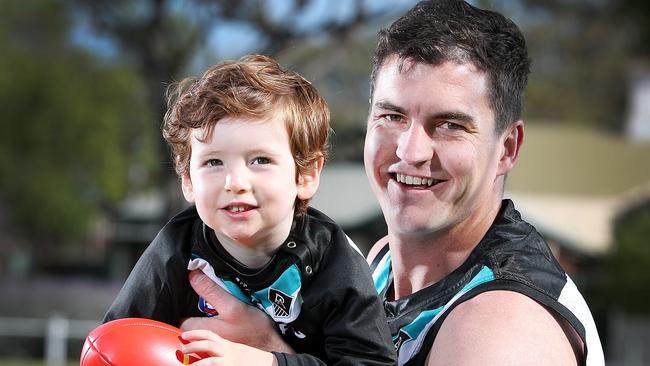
[70,0,419,62]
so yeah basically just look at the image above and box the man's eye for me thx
[206,159,222,167]
[383,114,403,122]
[442,122,464,130]
[252,157,271,165]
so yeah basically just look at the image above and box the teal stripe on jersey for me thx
[252,263,302,309]
[464,265,494,291]
[397,306,443,343]
[373,254,392,295]
[222,278,253,304]
[395,265,495,365]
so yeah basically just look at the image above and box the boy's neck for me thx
[214,231,286,269]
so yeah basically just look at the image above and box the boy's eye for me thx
[251,157,271,165]
[206,159,222,167]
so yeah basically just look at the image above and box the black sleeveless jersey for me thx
[370,200,604,366]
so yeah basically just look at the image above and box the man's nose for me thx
[224,167,251,194]
[396,122,434,165]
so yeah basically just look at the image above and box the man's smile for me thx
[391,173,444,188]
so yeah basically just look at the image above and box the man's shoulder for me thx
[366,235,390,264]
[429,290,579,365]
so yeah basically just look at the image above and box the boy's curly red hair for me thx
[163,54,330,215]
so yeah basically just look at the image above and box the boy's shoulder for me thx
[149,205,201,256]
[298,207,367,271]
[303,206,337,226]
[298,207,355,253]
[296,209,377,305]
[159,205,200,235]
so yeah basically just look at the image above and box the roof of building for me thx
[506,123,650,196]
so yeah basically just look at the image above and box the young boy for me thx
[104,55,396,365]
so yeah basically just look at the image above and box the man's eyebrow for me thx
[433,111,475,123]
[373,101,476,124]
[374,100,406,114]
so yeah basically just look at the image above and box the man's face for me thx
[364,57,510,239]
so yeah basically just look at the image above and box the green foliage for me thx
[520,1,631,132]
[616,0,650,57]
[0,0,157,246]
[602,203,650,314]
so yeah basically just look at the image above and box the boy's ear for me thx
[297,156,324,200]
[497,120,524,176]
[181,174,195,203]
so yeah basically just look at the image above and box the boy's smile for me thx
[224,203,256,214]
[222,202,257,218]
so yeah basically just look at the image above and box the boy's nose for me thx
[224,170,251,194]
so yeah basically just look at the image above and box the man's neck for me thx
[388,199,503,300]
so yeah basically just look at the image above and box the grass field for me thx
[1,359,77,366]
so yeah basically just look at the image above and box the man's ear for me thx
[297,156,324,200]
[181,173,195,203]
[497,120,524,176]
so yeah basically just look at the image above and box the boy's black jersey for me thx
[105,206,396,366]
[370,199,604,366]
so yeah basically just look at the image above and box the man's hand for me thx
[180,270,294,353]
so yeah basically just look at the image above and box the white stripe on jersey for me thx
[558,275,605,366]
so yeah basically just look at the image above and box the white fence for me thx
[0,316,99,365]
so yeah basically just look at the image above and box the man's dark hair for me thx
[370,0,531,133]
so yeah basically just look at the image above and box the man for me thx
[182,1,605,365]
[363,1,604,365]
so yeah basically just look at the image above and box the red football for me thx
[80,318,201,365]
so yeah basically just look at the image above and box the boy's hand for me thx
[180,270,294,354]
[181,329,278,366]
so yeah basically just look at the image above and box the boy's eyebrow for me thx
[247,147,278,156]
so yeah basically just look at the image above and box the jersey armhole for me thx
[369,243,390,271]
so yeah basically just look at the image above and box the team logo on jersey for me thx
[198,296,218,317]
[394,329,412,352]
[268,288,293,318]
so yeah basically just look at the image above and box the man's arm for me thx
[427,290,581,366]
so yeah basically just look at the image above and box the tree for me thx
[0,0,157,272]
[600,200,650,314]
[496,0,632,132]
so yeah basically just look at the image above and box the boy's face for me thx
[182,112,321,249]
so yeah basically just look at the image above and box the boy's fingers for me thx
[182,329,224,343]
[182,339,224,356]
